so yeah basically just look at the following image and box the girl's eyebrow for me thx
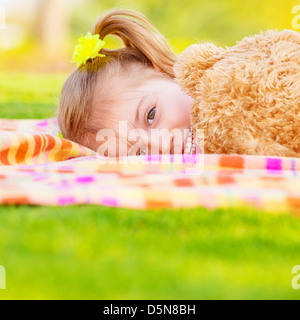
[135,95,147,123]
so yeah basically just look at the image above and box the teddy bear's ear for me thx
[174,43,225,97]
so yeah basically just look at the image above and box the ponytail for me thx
[91,9,177,78]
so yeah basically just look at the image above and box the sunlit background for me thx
[0,0,299,72]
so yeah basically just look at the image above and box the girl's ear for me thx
[173,43,224,98]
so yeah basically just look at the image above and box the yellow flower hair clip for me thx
[71,32,106,67]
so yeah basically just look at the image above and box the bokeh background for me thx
[0,0,299,73]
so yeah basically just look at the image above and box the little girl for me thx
[58,9,196,157]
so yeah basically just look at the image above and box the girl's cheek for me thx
[182,92,193,109]
[175,93,192,117]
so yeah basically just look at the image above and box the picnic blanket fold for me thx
[0,118,95,165]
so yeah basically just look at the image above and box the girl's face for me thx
[95,74,194,156]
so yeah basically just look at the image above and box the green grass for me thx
[0,72,300,300]
[0,72,67,119]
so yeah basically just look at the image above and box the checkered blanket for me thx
[0,118,300,215]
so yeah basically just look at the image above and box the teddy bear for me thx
[174,29,300,158]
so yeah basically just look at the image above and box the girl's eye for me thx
[147,107,156,125]
[136,148,147,156]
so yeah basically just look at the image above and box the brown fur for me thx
[174,30,300,157]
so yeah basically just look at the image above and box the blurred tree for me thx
[36,0,70,54]
[0,5,5,30]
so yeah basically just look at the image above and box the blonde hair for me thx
[58,9,177,150]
